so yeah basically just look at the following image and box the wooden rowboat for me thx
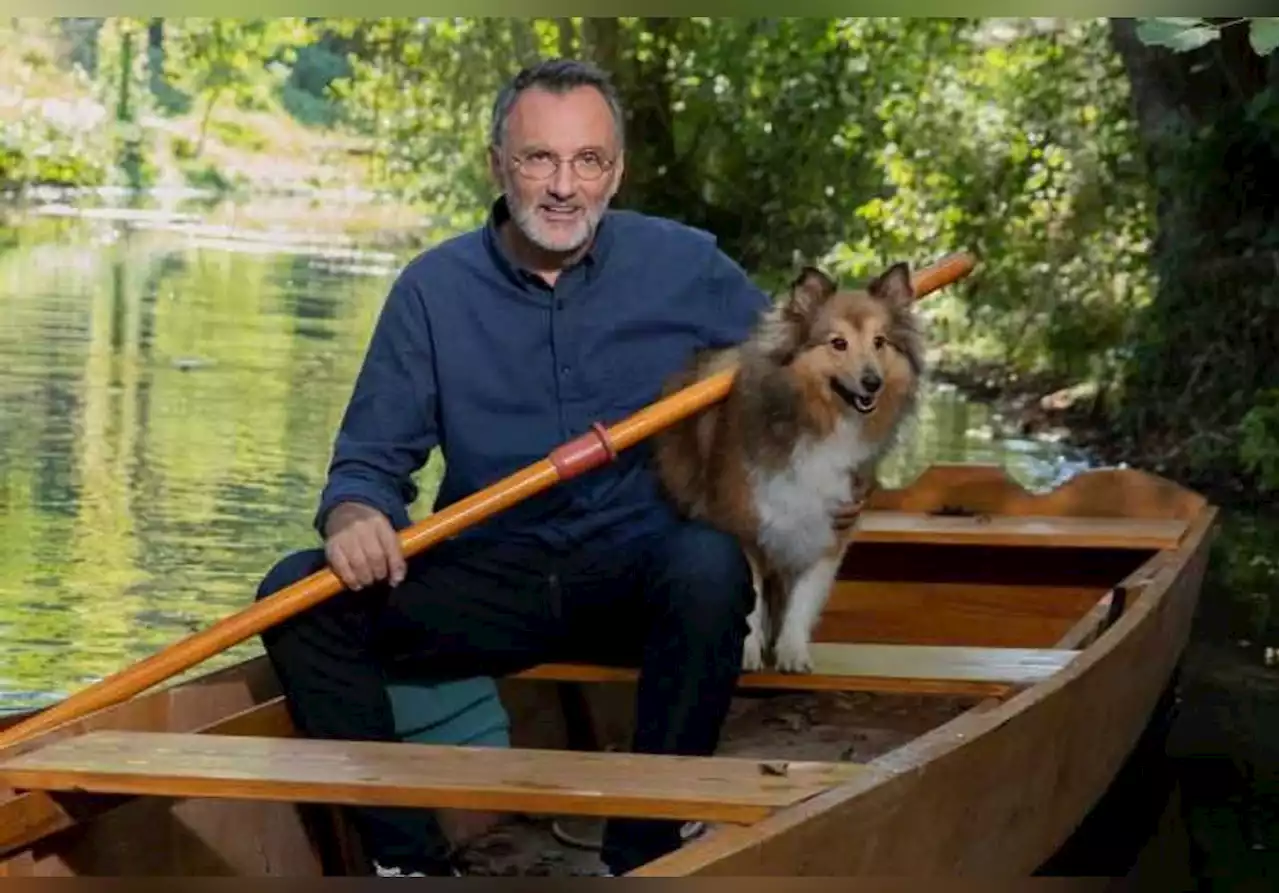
[0,462,1213,877]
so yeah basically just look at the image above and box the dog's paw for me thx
[772,633,814,674]
[742,630,766,672]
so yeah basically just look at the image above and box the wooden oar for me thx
[0,251,976,748]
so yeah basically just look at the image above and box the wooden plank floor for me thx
[0,731,870,825]
[515,643,1080,698]
[850,512,1187,550]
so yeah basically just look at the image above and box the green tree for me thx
[159,17,310,155]
[1108,16,1277,503]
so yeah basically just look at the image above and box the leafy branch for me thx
[1134,16,1278,56]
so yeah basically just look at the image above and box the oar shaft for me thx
[0,251,975,748]
[912,252,975,298]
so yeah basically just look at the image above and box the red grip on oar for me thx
[548,421,618,480]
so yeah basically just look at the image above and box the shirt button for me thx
[560,366,570,376]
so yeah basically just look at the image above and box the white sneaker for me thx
[373,860,461,877]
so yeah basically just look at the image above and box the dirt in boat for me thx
[448,689,977,876]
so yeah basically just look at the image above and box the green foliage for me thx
[1134,17,1279,56]
[205,117,269,152]
[597,18,960,272]
[1106,27,1277,503]
[1203,509,1278,646]
[170,133,197,160]
[0,115,110,189]
[279,39,350,126]
[1249,18,1280,56]
[1238,390,1278,493]
[158,18,310,108]
[322,17,560,225]
[825,20,1151,385]
[150,18,311,154]
[1135,18,1222,53]
[180,159,240,194]
[317,17,1151,391]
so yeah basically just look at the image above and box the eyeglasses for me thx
[511,150,616,182]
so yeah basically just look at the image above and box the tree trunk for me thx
[147,17,166,98]
[582,17,618,70]
[195,87,223,158]
[556,18,576,58]
[58,17,103,75]
[510,19,539,67]
[115,21,134,124]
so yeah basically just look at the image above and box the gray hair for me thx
[489,58,626,150]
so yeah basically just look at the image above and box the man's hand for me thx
[832,475,875,532]
[323,502,407,591]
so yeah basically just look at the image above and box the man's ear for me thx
[487,144,504,186]
[606,150,626,201]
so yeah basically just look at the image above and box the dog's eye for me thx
[874,335,887,350]
[830,337,848,351]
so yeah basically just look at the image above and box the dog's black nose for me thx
[861,370,883,393]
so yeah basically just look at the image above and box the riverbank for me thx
[0,21,378,203]
[937,356,1276,503]
[1,191,443,254]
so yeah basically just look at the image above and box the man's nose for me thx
[547,160,576,197]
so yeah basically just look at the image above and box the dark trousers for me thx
[255,519,754,876]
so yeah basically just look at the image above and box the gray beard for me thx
[501,173,615,256]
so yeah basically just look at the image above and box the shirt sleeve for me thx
[314,271,439,536]
[700,245,773,347]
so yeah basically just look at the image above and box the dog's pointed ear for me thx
[868,262,914,308]
[786,265,837,317]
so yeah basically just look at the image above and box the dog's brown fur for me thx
[654,262,925,672]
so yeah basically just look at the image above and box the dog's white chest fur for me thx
[749,417,873,572]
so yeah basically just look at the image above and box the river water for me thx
[0,202,1092,714]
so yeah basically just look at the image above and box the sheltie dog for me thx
[653,262,926,673]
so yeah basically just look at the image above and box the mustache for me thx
[500,172,620,210]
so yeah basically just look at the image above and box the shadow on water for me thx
[0,206,401,710]
[0,201,1272,888]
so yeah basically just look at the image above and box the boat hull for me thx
[638,505,1214,875]
[0,465,1215,878]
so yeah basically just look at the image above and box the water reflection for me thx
[0,211,1086,714]
[0,215,395,712]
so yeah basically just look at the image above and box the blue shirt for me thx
[316,196,772,553]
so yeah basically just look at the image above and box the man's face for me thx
[491,85,624,255]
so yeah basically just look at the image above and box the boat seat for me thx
[0,642,1077,857]
[513,642,1080,698]
[0,730,869,826]
[847,511,1187,550]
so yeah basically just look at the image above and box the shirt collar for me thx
[482,194,615,289]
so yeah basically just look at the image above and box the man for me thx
[257,59,784,877]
